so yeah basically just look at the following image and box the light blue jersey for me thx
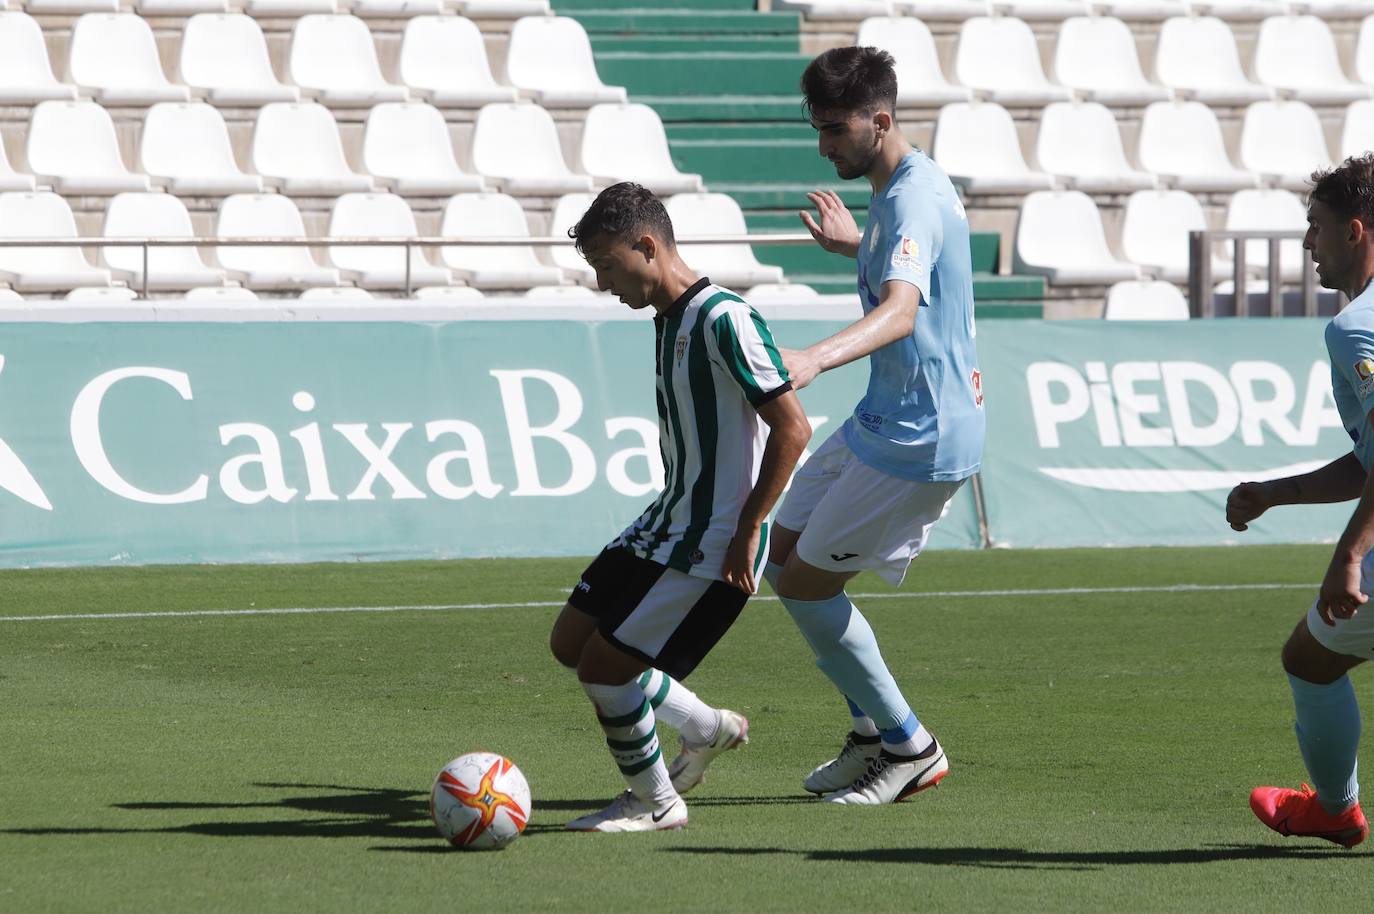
[1326,282,1374,471]
[847,150,985,482]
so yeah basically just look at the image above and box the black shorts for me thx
[567,546,748,681]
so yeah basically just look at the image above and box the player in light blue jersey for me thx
[759,47,986,805]
[1226,155,1374,849]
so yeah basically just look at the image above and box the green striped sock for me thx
[637,668,720,746]
[583,678,677,806]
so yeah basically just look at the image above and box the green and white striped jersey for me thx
[614,277,792,582]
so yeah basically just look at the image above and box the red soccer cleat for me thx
[1250,783,1369,849]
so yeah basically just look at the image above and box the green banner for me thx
[0,320,980,567]
[977,319,1352,547]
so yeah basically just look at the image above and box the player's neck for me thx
[648,256,702,315]
[866,133,914,194]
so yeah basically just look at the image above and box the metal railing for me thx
[0,233,818,300]
[1187,230,1328,318]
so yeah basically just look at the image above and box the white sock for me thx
[582,678,678,807]
[637,668,720,746]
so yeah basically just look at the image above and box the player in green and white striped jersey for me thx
[549,182,812,833]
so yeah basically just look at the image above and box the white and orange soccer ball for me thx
[430,752,531,850]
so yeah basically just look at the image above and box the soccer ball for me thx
[430,752,531,850]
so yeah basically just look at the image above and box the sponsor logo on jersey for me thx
[1357,359,1374,397]
[891,236,920,271]
[971,368,984,407]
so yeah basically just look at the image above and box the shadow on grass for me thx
[664,843,1363,870]
[0,783,812,853]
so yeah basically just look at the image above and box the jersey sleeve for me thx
[1328,321,1374,419]
[706,300,792,408]
[878,190,944,303]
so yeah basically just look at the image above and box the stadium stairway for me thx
[551,0,1044,315]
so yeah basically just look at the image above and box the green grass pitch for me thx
[1,545,1370,913]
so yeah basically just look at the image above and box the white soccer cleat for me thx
[822,739,949,805]
[668,709,750,794]
[802,731,882,795]
[564,790,688,833]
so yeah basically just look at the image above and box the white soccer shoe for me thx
[565,790,688,833]
[668,709,750,794]
[802,731,882,795]
[822,739,949,805]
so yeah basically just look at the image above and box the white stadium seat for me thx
[505,16,627,107]
[66,14,189,105]
[66,286,136,301]
[0,12,78,104]
[1359,16,1374,87]
[773,0,896,18]
[412,285,484,300]
[1225,188,1309,281]
[102,193,225,291]
[932,102,1056,194]
[1253,16,1372,105]
[664,193,786,290]
[327,193,452,290]
[297,287,376,300]
[25,0,117,14]
[470,104,595,196]
[745,282,821,299]
[520,285,598,299]
[1291,0,1374,18]
[1137,100,1259,192]
[579,104,704,195]
[351,0,441,16]
[546,192,597,285]
[1341,99,1374,157]
[245,0,337,15]
[215,194,342,291]
[455,0,550,15]
[179,14,300,106]
[1104,281,1190,320]
[1089,0,1189,20]
[1238,100,1334,193]
[363,103,486,196]
[856,17,971,106]
[0,192,112,292]
[1189,0,1288,20]
[184,286,259,301]
[1035,102,1156,193]
[0,289,22,302]
[1013,190,1141,285]
[288,15,409,107]
[992,0,1089,21]
[954,17,1072,106]
[252,102,375,195]
[1053,17,1169,106]
[1120,189,1231,283]
[140,103,264,196]
[398,16,519,107]
[0,138,34,192]
[894,0,991,20]
[1154,16,1272,105]
[439,193,566,290]
[26,101,151,195]
[136,0,227,14]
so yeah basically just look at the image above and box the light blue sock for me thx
[1289,673,1361,814]
[780,591,930,753]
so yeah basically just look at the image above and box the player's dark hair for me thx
[568,181,676,255]
[800,46,898,120]
[1310,154,1374,226]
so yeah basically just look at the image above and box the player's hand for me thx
[799,191,861,258]
[780,347,822,391]
[722,525,761,595]
[1317,557,1368,625]
[1225,481,1273,532]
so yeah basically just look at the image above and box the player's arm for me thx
[799,190,861,258]
[722,389,811,595]
[782,280,920,390]
[1226,452,1366,531]
[1318,458,1374,624]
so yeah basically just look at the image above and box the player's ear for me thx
[873,109,893,135]
[635,233,657,263]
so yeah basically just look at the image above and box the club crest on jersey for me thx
[971,368,984,407]
[891,236,920,270]
[675,335,689,365]
[1358,358,1374,397]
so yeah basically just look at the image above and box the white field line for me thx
[0,582,1317,624]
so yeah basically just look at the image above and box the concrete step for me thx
[598,52,811,97]
[568,9,800,34]
[553,0,759,10]
[591,34,798,52]
[635,95,806,123]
